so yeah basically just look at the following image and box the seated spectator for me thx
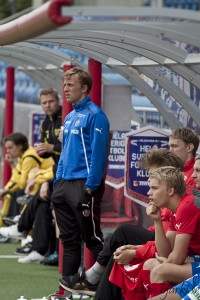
[0,132,53,225]
[0,180,54,263]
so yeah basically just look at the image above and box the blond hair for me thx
[63,67,92,94]
[149,166,186,196]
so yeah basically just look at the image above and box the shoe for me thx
[0,233,19,244]
[0,234,10,243]
[13,215,21,223]
[47,287,71,300]
[40,251,58,266]
[59,270,97,296]
[0,224,26,239]
[15,242,32,255]
[47,292,71,300]
[18,250,44,263]
[16,194,33,205]
[2,215,20,226]
[21,234,33,247]
[47,294,66,300]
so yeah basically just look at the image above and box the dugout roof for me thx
[0,2,200,129]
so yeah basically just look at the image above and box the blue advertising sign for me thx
[125,126,169,207]
[30,112,45,145]
[106,131,128,187]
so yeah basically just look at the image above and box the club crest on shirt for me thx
[82,209,90,217]
[54,128,60,136]
[75,120,81,126]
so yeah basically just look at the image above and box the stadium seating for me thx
[163,0,199,10]
[144,0,200,10]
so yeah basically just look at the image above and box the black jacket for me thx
[40,106,62,168]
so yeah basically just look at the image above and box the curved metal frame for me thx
[0,6,200,129]
[30,37,200,126]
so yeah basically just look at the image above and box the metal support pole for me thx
[84,59,102,270]
[3,67,14,186]
[88,59,102,107]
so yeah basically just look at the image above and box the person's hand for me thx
[0,189,9,200]
[146,201,161,221]
[5,154,15,168]
[58,126,63,143]
[39,182,50,200]
[155,253,167,264]
[113,246,136,265]
[115,244,142,252]
[34,143,54,155]
[25,177,36,194]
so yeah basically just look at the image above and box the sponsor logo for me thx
[71,129,79,134]
[95,128,103,134]
[175,223,182,230]
[143,283,149,290]
[77,114,86,118]
[133,181,149,186]
[123,263,140,271]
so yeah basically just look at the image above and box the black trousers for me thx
[51,179,104,276]
[8,189,24,216]
[18,191,53,255]
[95,223,155,300]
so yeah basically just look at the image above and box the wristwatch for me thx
[86,188,93,195]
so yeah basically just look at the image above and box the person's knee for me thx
[113,223,137,242]
[143,258,158,271]
[117,223,136,234]
[112,224,127,236]
[150,263,166,283]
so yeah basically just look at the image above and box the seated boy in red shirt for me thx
[109,166,200,300]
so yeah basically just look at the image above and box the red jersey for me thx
[149,158,196,232]
[184,157,195,188]
[110,194,200,300]
[168,194,200,255]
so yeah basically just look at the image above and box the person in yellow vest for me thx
[16,166,54,205]
[0,132,53,226]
